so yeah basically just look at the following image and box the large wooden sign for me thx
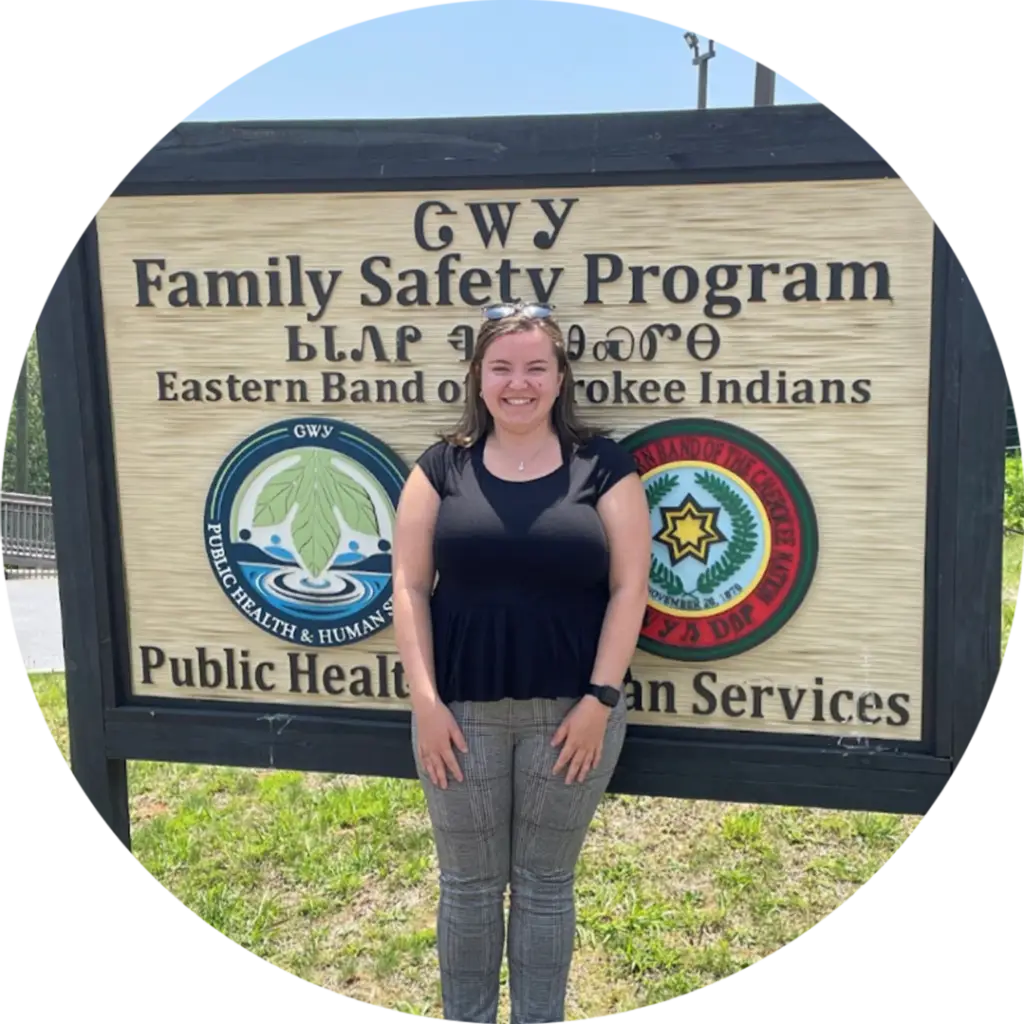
[36,106,1006,846]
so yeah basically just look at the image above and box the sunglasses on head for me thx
[480,302,555,321]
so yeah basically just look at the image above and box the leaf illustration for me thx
[252,460,305,527]
[692,471,759,595]
[645,473,678,510]
[249,449,381,577]
[325,464,380,536]
[649,554,690,597]
[274,449,382,578]
[290,451,343,578]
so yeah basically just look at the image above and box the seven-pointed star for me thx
[655,494,726,565]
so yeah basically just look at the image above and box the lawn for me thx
[1003,530,1022,656]
[30,671,923,1017]
[27,532,1021,1020]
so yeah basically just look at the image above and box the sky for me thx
[187,0,818,121]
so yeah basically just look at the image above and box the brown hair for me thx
[442,314,603,449]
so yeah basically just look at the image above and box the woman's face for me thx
[478,326,565,433]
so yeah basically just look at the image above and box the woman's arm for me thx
[392,465,442,710]
[589,470,652,690]
[551,470,650,784]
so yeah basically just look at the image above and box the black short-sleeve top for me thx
[415,434,639,703]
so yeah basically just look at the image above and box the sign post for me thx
[36,105,1007,848]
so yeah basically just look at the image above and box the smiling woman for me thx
[391,303,651,1024]
[479,330,564,457]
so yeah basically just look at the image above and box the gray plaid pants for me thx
[412,696,628,1024]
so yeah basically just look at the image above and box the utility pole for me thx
[754,62,776,106]
[15,355,28,492]
[684,32,716,110]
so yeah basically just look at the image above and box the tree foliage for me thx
[3,335,50,495]
[1006,450,1024,534]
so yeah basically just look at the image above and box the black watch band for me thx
[585,684,621,708]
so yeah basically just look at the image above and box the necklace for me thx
[494,435,555,473]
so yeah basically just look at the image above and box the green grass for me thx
[24,542,1020,1019]
[23,674,922,1020]
[1003,531,1022,656]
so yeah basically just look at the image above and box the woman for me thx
[392,303,651,1024]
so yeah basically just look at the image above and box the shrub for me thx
[1006,451,1024,534]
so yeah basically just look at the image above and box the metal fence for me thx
[2,492,56,571]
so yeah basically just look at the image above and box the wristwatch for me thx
[585,684,622,708]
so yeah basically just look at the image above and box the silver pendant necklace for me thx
[496,436,552,473]
[520,436,554,472]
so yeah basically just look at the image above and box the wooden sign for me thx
[36,106,1006,846]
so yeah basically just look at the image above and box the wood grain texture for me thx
[94,178,934,741]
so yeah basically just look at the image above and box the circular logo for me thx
[621,419,818,661]
[204,418,408,647]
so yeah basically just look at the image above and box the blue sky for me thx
[188,0,818,121]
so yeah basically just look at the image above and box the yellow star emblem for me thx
[655,495,725,565]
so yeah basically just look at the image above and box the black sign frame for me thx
[35,104,1007,849]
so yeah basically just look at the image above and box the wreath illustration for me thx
[645,470,759,598]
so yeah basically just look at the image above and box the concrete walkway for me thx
[4,577,64,672]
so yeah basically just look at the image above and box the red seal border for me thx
[623,419,819,662]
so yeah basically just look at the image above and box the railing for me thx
[2,492,56,570]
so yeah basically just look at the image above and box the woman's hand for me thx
[413,700,469,790]
[551,696,612,784]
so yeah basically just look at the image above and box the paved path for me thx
[5,577,64,672]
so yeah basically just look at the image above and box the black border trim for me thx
[113,105,894,196]
[33,103,1007,839]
